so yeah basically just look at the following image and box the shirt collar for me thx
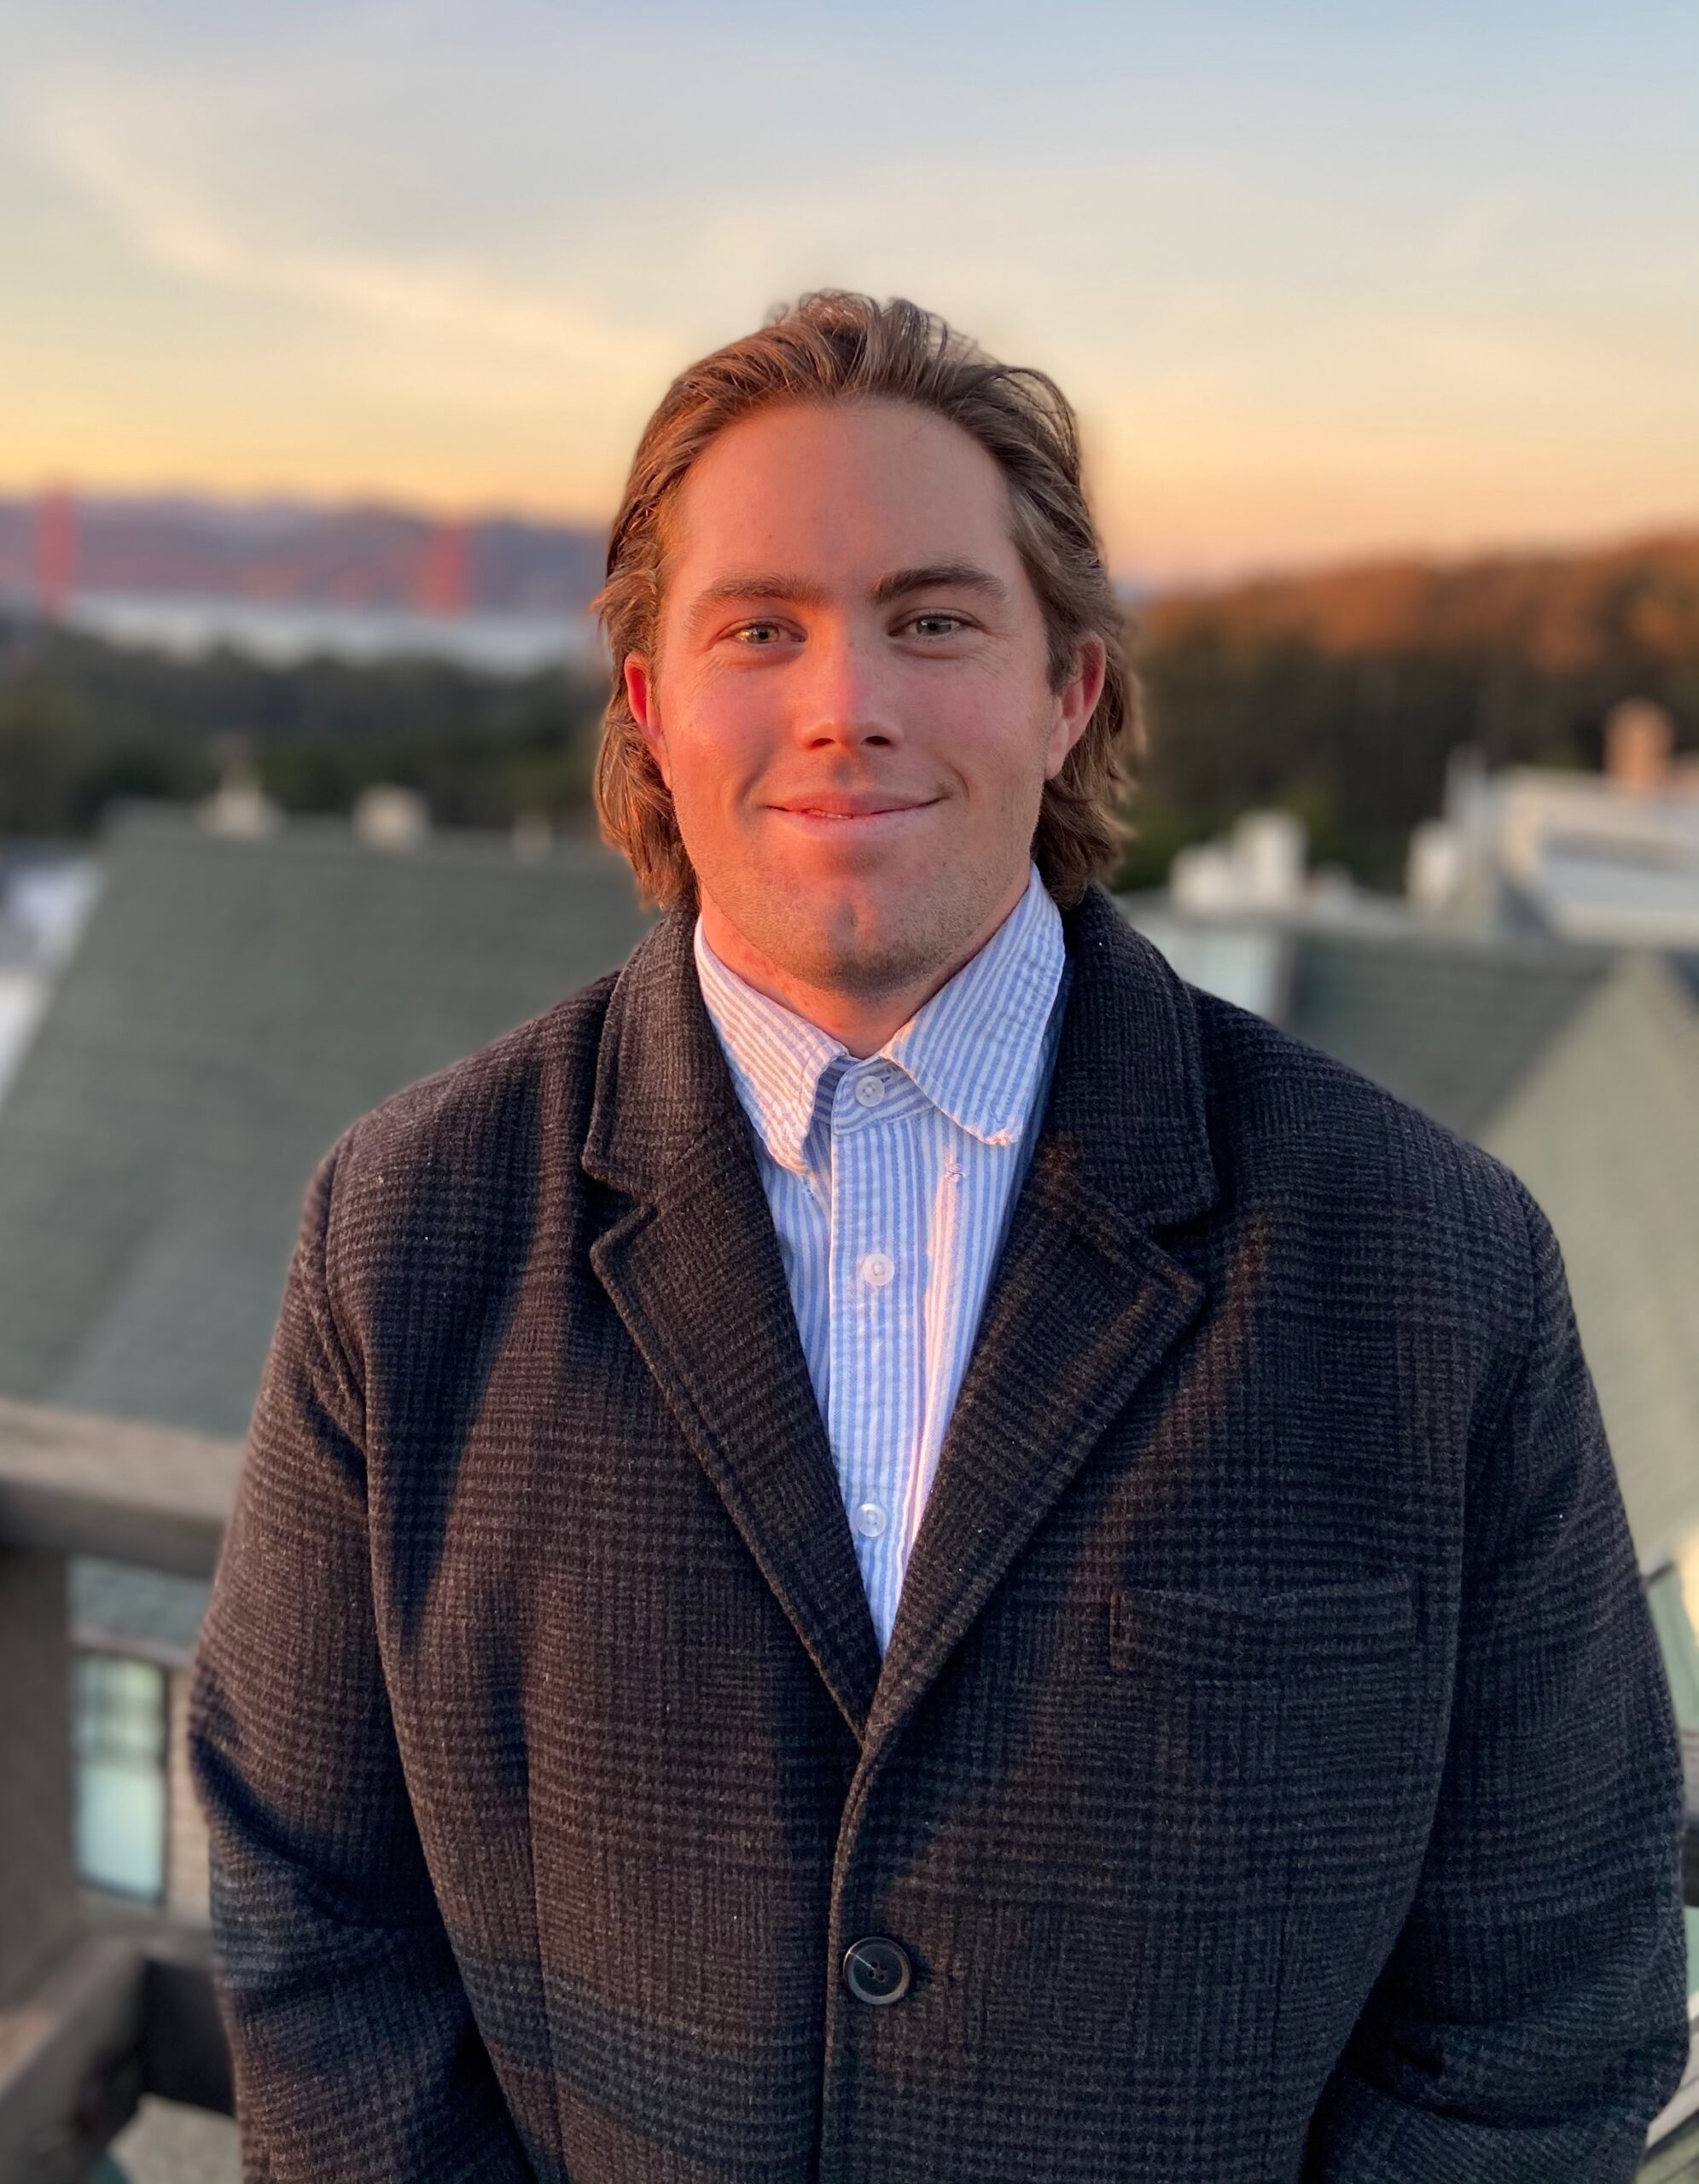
[693,863,1066,1175]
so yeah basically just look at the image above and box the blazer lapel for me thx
[866,886,1219,1750]
[582,903,883,1738]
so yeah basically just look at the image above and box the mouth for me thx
[766,794,942,826]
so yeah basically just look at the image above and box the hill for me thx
[1127,530,1699,887]
[0,493,608,618]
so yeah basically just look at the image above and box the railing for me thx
[2,1393,1697,2181]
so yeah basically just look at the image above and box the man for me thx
[189,291,1689,2184]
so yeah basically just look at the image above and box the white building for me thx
[1409,700,1699,945]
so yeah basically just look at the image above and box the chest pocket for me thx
[1108,1571,1415,1682]
[1100,1572,1418,1904]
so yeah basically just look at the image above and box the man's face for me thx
[624,397,1103,1002]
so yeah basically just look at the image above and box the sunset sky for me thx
[2,0,1694,581]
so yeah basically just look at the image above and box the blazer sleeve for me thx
[187,1140,537,2184]
[1302,1174,1691,2184]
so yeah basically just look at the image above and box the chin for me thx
[804,874,918,943]
[794,885,961,995]
[710,845,982,992]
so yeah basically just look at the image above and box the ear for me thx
[1043,634,1107,780]
[623,653,672,790]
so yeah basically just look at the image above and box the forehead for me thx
[661,398,1022,588]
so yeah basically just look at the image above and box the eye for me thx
[731,619,788,646]
[905,611,969,639]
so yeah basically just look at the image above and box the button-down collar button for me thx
[853,1501,887,1538]
[842,1937,912,2005]
[859,1251,895,1289]
[852,1072,887,1107]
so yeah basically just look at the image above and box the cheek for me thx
[658,691,773,821]
[927,685,1052,794]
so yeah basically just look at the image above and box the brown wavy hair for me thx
[591,289,1139,909]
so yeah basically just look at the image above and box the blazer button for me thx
[841,1936,912,2005]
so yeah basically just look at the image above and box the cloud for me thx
[33,95,679,398]
[24,58,1253,412]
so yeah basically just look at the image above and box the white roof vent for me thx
[352,784,431,851]
[200,770,283,839]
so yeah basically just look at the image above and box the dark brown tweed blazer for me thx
[189,882,1689,2184]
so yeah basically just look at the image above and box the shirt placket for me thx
[826,1058,920,1651]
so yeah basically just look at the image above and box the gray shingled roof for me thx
[0,803,652,1440]
[1279,925,1614,1142]
[1118,898,1621,1145]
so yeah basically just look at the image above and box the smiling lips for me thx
[769,793,940,822]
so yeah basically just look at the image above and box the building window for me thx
[73,1652,166,1902]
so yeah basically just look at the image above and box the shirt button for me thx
[852,1073,887,1107]
[853,1501,887,1538]
[859,1251,895,1288]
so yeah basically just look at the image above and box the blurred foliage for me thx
[0,619,607,839]
[3,531,1697,885]
[1116,530,1699,891]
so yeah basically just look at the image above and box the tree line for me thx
[0,623,605,840]
[1123,529,1699,887]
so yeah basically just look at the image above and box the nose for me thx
[791,622,902,753]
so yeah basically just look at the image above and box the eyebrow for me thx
[684,561,1010,633]
[684,572,828,630]
[870,562,1010,607]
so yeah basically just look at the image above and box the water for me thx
[61,592,604,676]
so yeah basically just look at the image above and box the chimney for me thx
[200,756,283,838]
[1603,699,1674,793]
[1230,810,1306,907]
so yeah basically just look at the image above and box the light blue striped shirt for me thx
[693,863,1069,1652]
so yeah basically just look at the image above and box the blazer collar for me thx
[1039,880,1217,1228]
[585,880,1217,1234]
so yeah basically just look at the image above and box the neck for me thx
[697,871,1031,1057]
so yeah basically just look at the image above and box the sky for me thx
[1,0,1695,582]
